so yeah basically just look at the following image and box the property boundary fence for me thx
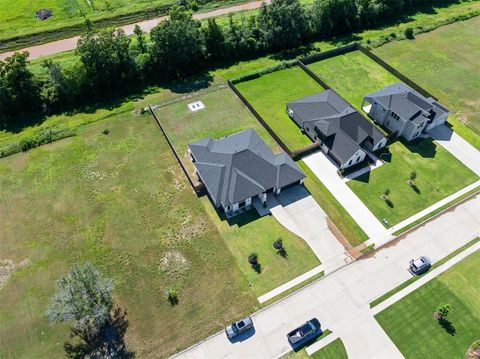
[227,80,293,156]
[148,105,204,193]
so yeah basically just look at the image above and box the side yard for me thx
[375,250,480,359]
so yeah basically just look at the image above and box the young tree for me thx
[46,262,114,343]
[436,303,452,320]
[133,24,147,54]
[149,8,204,79]
[257,0,309,51]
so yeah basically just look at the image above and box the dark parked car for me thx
[287,318,322,349]
[225,316,254,339]
[409,256,431,275]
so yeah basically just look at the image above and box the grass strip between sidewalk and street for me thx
[392,185,480,236]
[370,236,480,308]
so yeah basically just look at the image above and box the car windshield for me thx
[232,323,239,334]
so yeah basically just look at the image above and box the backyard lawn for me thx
[0,112,257,358]
[235,67,322,151]
[375,250,480,359]
[307,50,399,114]
[347,139,478,226]
[374,16,480,143]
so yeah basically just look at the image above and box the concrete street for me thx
[173,195,480,359]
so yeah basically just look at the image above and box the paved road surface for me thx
[0,0,270,61]
[174,195,480,359]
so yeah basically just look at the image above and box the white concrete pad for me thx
[303,151,392,243]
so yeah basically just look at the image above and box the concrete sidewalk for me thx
[303,151,391,243]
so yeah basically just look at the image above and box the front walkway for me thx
[429,124,480,176]
[303,151,392,243]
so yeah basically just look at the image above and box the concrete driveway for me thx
[173,195,480,359]
[303,151,392,243]
[429,124,480,176]
[268,186,348,272]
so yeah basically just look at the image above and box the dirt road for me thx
[0,0,269,61]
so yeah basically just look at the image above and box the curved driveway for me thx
[0,0,270,61]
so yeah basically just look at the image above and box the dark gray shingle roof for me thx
[287,90,385,165]
[365,83,449,124]
[188,129,305,207]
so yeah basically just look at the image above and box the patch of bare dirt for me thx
[327,218,362,260]
[0,258,29,289]
[159,251,189,273]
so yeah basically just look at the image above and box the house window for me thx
[238,200,246,208]
[347,159,352,166]
[417,122,424,129]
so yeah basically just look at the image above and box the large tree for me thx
[257,0,309,51]
[46,262,114,343]
[149,8,204,79]
[0,52,40,124]
[311,0,358,37]
[76,28,134,96]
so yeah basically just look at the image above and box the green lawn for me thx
[375,250,480,359]
[307,50,399,116]
[235,67,322,151]
[298,161,368,246]
[311,338,348,359]
[0,112,257,358]
[374,16,480,140]
[347,139,478,226]
[157,86,321,298]
[201,202,320,297]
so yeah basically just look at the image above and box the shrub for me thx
[404,27,415,39]
[273,239,287,258]
[102,128,110,135]
[165,289,179,305]
[248,252,258,265]
[437,303,452,318]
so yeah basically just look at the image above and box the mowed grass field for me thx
[307,50,478,226]
[307,51,399,113]
[235,67,322,151]
[347,139,478,226]
[0,0,177,44]
[0,112,257,358]
[157,86,321,297]
[374,16,480,145]
[375,250,480,359]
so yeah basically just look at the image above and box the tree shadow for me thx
[410,184,421,194]
[385,199,394,208]
[252,263,262,273]
[165,72,213,94]
[64,307,135,359]
[438,318,456,336]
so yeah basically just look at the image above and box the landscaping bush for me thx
[273,239,287,258]
[102,128,110,135]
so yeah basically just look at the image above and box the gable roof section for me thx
[188,129,305,207]
[287,90,385,165]
[365,83,449,124]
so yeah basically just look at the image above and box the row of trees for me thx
[1,0,416,126]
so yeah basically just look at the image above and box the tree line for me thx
[1,0,416,126]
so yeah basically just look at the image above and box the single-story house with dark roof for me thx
[362,83,449,142]
[188,129,305,216]
[287,90,387,169]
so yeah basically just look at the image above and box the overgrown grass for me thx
[370,237,480,308]
[298,161,368,246]
[347,139,478,226]
[0,112,257,358]
[375,249,480,359]
[235,67,321,151]
[373,16,480,139]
